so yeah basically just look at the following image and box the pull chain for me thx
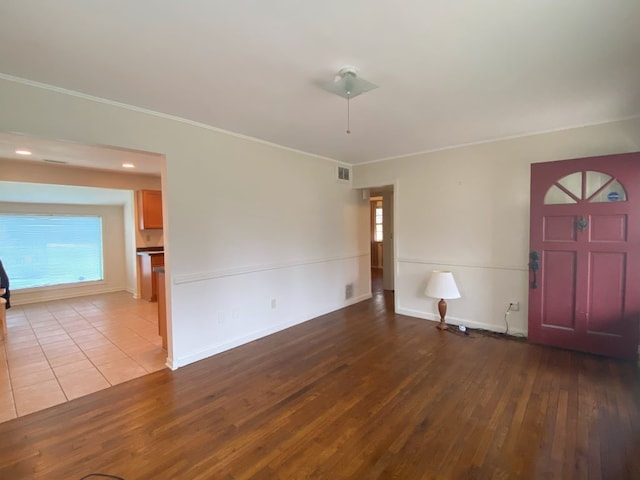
[346,94,351,134]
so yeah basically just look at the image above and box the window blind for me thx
[0,214,104,290]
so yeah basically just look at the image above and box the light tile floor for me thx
[0,291,167,423]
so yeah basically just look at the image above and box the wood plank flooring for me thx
[0,288,638,479]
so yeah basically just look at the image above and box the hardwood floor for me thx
[0,287,638,479]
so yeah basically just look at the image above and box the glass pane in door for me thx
[544,185,578,205]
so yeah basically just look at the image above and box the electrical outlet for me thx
[271,298,276,309]
[509,301,520,311]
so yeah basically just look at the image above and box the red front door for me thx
[528,152,640,360]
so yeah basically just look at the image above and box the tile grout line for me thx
[28,308,70,404]
[4,308,64,417]
[0,338,18,420]
[52,303,113,389]
[82,299,160,374]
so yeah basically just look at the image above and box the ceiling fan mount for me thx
[324,65,378,100]
[322,66,378,134]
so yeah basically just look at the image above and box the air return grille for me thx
[43,159,69,165]
[337,166,350,182]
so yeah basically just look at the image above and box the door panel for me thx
[543,216,577,241]
[588,252,625,335]
[541,251,576,329]
[589,215,627,242]
[529,152,640,360]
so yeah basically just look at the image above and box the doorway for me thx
[528,152,640,359]
[368,186,395,297]
[0,134,170,419]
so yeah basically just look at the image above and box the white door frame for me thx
[358,180,399,313]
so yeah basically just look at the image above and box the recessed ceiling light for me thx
[122,163,135,169]
[15,149,32,155]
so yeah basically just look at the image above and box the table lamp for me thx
[425,270,460,331]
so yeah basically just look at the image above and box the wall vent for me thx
[43,159,69,165]
[345,283,354,300]
[337,165,350,182]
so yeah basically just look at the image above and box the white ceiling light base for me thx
[323,66,378,99]
[322,66,378,134]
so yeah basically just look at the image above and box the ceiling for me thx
[0,132,163,175]
[0,1,639,167]
[0,181,133,206]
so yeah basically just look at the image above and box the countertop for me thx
[136,247,164,256]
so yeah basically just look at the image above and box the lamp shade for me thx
[424,271,461,299]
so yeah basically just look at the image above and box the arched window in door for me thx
[543,170,627,205]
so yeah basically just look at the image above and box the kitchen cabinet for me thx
[139,252,164,302]
[137,190,163,229]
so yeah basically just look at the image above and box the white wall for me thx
[0,76,370,369]
[0,201,128,304]
[355,117,640,335]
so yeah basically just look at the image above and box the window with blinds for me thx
[0,214,104,290]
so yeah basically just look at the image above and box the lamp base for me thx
[436,298,448,331]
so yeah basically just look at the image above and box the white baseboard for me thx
[165,355,177,370]
[396,306,528,337]
[11,285,129,306]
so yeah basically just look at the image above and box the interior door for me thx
[528,152,640,360]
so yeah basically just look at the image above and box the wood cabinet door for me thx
[139,253,164,302]
[138,190,163,229]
